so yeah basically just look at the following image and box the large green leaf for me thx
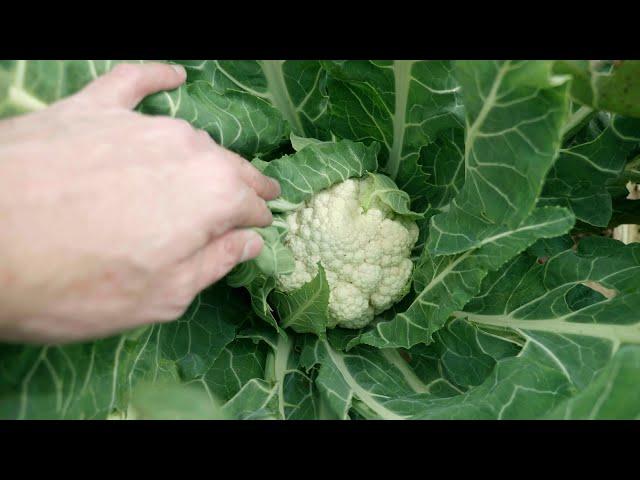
[540,115,640,226]
[140,80,289,157]
[300,239,640,419]
[0,60,122,117]
[199,338,268,402]
[0,285,247,419]
[427,61,570,256]
[176,60,331,139]
[462,237,640,347]
[322,60,464,209]
[544,346,640,419]
[301,322,522,420]
[420,128,466,210]
[352,207,575,349]
[405,237,640,419]
[237,329,321,419]
[0,60,289,158]
[260,139,379,209]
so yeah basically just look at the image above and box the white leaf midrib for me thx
[273,333,292,419]
[462,312,639,346]
[260,60,304,136]
[380,349,430,393]
[464,61,511,170]
[323,341,408,420]
[387,60,415,180]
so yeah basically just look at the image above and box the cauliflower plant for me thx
[276,176,419,329]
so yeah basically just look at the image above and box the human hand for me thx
[0,62,280,343]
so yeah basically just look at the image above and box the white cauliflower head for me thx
[276,176,419,329]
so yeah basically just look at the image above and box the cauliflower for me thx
[276,176,419,329]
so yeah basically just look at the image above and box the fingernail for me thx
[241,232,264,262]
[170,64,186,79]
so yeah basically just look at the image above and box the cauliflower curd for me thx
[276,177,419,329]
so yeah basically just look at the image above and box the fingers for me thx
[189,152,275,234]
[224,184,273,231]
[218,147,281,200]
[180,229,264,293]
[77,62,187,109]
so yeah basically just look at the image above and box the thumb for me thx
[75,62,186,109]
[179,229,264,294]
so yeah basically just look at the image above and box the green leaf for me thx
[462,237,640,348]
[252,225,295,277]
[237,330,320,419]
[540,116,640,226]
[0,285,246,419]
[421,128,466,210]
[202,338,268,402]
[178,60,331,139]
[128,382,225,420]
[0,60,292,158]
[222,379,279,420]
[353,207,575,349]
[554,60,640,118]
[408,319,522,392]
[289,133,331,152]
[0,60,130,117]
[140,81,289,158]
[271,266,330,335]
[403,238,640,420]
[246,276,280,329]
[261,139,379,208]
[427,61,571,256]
[322,60,464,182]
[544,346,640,419]
[306,338,460,420]
[357,173,423,219]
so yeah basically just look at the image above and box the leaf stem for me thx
[561,105,594,139]
[387,60,413,181]
[261,60,304,136]
[273,333,292,419]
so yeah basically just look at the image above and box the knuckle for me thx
[221,233,243,260]
[232,184,252,208]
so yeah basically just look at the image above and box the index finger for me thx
[77,62,187,110]
[218,146,281,201]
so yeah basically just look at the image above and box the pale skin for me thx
[0,63,280,344]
